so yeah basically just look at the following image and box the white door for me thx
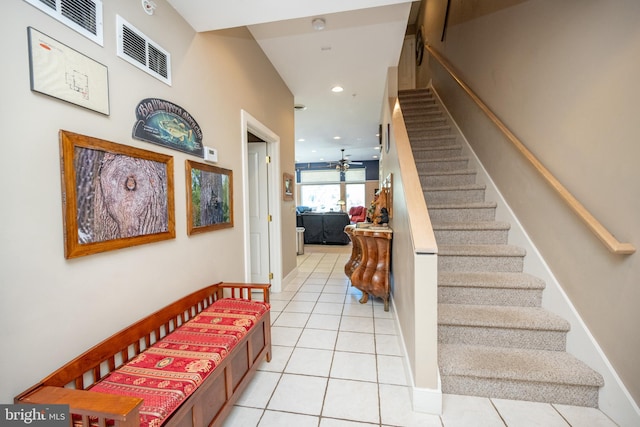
[248,142,270,283]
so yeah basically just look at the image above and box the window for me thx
[345,183,365,212]
[300,184,341,212]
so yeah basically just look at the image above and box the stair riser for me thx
[438,326,567,351]
[435,229,509,245]
[416,159,469,172]
[429,207,496,223]
[438,255,524,272]
[413,147,463,159]
[425,188,485,204]
[438,287,542,307]
[441,377,599,407]
[420,173,476,187]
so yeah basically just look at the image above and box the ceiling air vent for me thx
[117,15,171,86]
[23,0,103,46]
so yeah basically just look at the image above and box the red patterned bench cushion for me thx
[86,298,269,427]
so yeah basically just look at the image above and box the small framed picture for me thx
[186,160,233,235]
[283,172,294,201]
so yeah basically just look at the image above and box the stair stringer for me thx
[428,84,640,426]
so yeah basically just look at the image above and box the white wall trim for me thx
[240,110,282,293]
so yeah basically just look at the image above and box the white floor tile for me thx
[235,371,280,408]
[283,301,317,313]
[315,292,343,303]
[320,418,378,427]
[441,394,505,427]
[268,374,327,415]
[374,317,397,335]
[492,399,569,427]
[379,384,442,426]
[323,378,380,424]
[293,292,321,302]
[331,351,378,382]
[553,404,619,427]
[270,326,302,346]
[297,328,338,350]
[375,334,402,356]
[258,345,293,372]
[377,354,407,385]
[285,347,333,377]
[258,410,319,427]
[221,406,263,427]
[270,291,296,301]
[335,331,376,354]
[313,302,344,315]
[306,313,341,330]
[340,316,374,333]
[300,283,326,292]
[273,312,310,328]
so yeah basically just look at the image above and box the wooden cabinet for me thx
[344,225,393,311]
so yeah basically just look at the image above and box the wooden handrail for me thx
[425,45,635,255]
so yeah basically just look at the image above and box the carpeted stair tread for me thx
[439,244,526,257]
[439,344,604,387]
[432,221,511,232]
[439,304,570,331]
[429,201,498,210]
[439,272,545,290]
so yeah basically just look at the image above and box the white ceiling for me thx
[166,0,416,164]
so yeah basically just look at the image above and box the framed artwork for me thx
[186,160,233,235]
[60,130,175,259]
[383,172,393,219]
[28,27,110,115]
[283,172,294,201]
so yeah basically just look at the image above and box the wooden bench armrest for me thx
[19,386,142,424]
[216,282,271,303]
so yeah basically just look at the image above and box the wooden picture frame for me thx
[283,172,294,201]
[28,27,110,115]
[383,172,393,219]
[186,160,233,235]
[60,130,175,258]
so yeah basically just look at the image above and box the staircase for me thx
[398,88,604,407]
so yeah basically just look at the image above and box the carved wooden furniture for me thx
[15,282,271,427]
[344,225,393,311]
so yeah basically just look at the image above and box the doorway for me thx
[241,110,282,293]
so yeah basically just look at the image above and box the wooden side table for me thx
[344,224,393,311]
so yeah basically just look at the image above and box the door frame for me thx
[240,110,282,293]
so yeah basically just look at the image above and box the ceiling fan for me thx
[333,148,362,172]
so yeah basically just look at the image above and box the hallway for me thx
[222,245,617,426]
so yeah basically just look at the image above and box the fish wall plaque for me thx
[132,98,204,157]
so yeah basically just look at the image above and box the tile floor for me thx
[222,245,618,427]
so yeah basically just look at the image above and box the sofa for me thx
[297,212,350,245]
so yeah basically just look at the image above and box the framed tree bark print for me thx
[60,130,175,258]
[186,160,233,235]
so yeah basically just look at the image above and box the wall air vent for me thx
[24,0,103,46]
[117,15,171,86]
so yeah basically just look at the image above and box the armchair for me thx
[348,206,366,223]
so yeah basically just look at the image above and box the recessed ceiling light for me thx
[297,138,305,142]
[373,155,379,159]
[374,146,381,150]
[333,136,341,140]
[331,86,344,93]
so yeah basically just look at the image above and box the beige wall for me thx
[0,0,294,403]
[417,0,640,406]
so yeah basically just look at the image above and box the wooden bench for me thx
[15,282,271,427]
